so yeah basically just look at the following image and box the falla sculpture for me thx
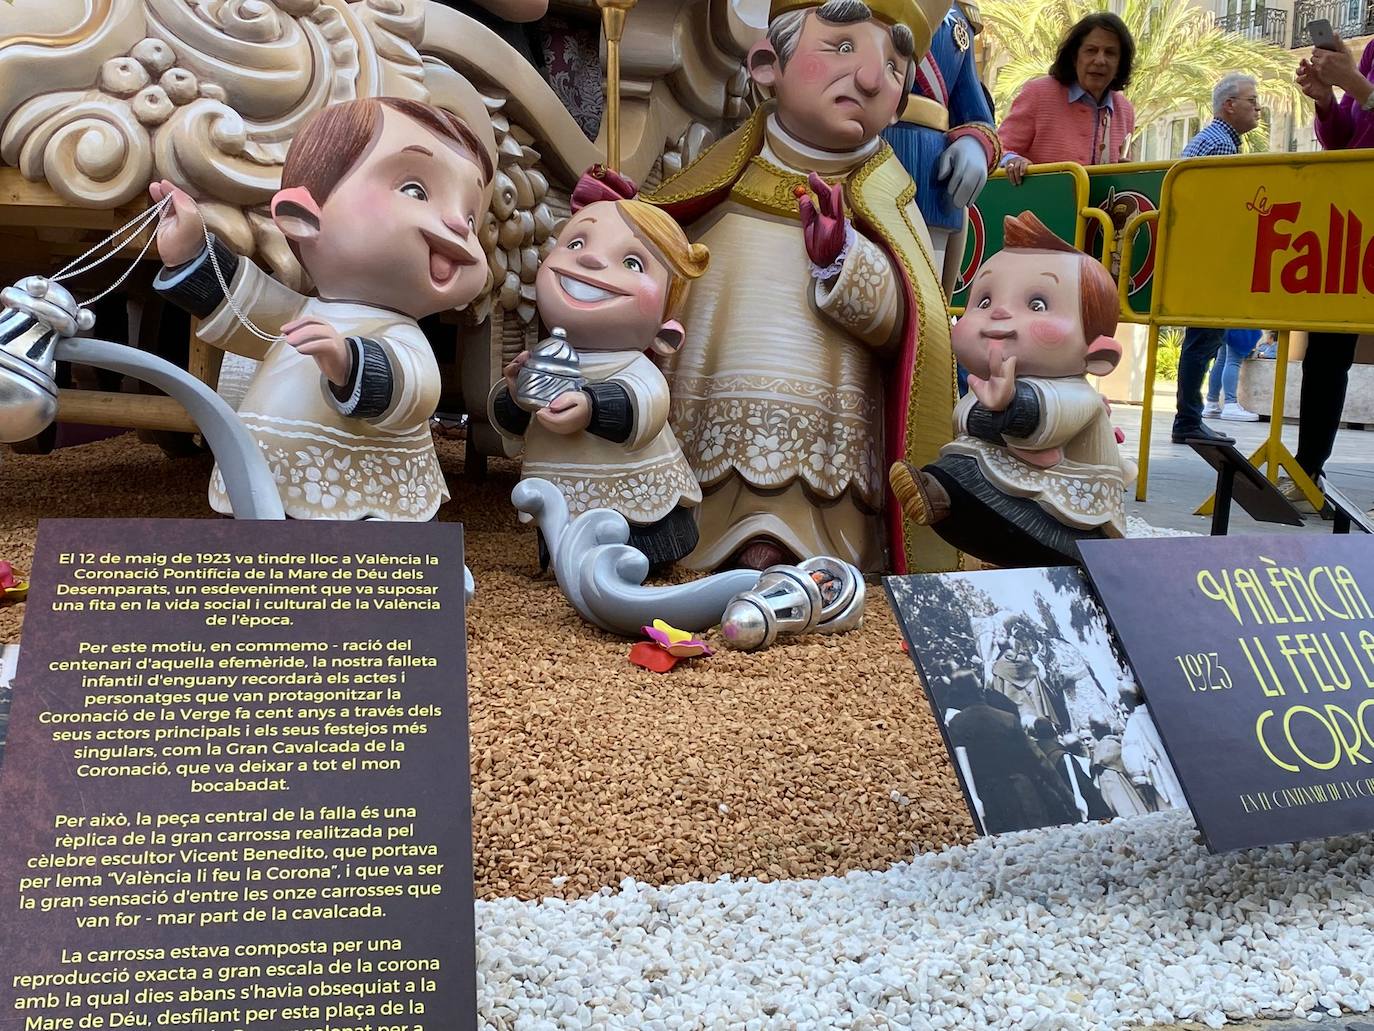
[494,7,870,650]
[490,166,707,570]
[502,169,867,648]
[643,0,958,577]
[149,96,495,524]
[890,211,1137,568]
[0,96,492,600]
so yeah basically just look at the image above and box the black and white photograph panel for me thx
[886,567,1183,837]
[0,644,15,770]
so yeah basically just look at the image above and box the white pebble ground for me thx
[476,811,1374,1030]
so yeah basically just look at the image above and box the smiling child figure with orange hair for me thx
[489,167,710,568]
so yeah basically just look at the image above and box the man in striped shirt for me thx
[1171,73,1261,443]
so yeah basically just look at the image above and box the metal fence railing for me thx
[1291,0,1374,46]
[1216,7,1290,46]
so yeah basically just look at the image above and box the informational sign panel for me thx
[1080,534,1374,852]
[1084,162,1169,318]
[1154,150,1374,332]
[952,167,1086,310]
[0,519,476,1031]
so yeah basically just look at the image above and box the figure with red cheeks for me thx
[489,167,709,569]
[150,97,494,520]
[645,0,958,576]
[890,212,1135,568]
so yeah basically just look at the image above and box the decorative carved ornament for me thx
[0,0,763,317]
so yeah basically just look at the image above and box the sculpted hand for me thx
[535,390,591,434]
[148,179,204,267]
[1002,155,1031,187]
[1297,59,1335,108]
[966,341,1017,412]
[938,136,989,209]
[283,317,352,386]
[797,172,849,270]
[503,350,530,395]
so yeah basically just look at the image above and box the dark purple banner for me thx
[0,519,474,1031]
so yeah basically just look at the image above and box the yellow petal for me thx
[651,619,692,645]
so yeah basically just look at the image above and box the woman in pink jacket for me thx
[997,13,1137,184]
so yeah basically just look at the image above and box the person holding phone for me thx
[1277,26,1373,512]
[1300,22,1374,137]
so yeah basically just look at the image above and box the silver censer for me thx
[0,276,94,443]
[515,327,586,412]
[720,557,867,651]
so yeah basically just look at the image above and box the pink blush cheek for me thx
[634,279,665,318]
[1028,316,1076,348]
[796,55,828,84]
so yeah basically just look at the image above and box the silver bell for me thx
[0,277,93,443]
[515,327,586,412]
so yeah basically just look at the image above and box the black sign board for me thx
[1079,534,1374,852]
[0,519,476,1030]
[1321,478,1374,535]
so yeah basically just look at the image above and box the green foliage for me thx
[1154,327,1184,381]
[979,0,1309,153]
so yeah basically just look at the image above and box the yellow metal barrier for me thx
[1130,149,1374,510]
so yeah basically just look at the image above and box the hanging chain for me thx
[47,189,284,345]
[195,212,284,344]
[51,197,170,283]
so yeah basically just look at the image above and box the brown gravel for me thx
[0,433,974,900]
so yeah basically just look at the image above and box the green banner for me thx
[1084,164,1169,319]
[953,169,1083,310]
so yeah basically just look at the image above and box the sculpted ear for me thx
[1085,335,1122,377]
[271,186,323,245]
[747,38,781,90]
[650,319,685,356]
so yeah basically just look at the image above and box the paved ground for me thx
[1113,395,1374,536]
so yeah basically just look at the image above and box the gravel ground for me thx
[475,811,1374,1030]
[0,434,974,899]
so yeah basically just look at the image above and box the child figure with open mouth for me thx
[489,167,709,569]
[151,97,494,521]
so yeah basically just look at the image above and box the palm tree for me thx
[979,0,1309,152]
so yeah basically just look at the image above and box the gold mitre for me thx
[768,0,941,59]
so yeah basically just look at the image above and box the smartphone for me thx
[1307,18,1341,51]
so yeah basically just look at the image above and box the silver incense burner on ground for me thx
[0,277,94,443]
[515,327,585,412]
[720,557,866,652]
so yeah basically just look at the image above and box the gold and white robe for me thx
[665,118,923,572]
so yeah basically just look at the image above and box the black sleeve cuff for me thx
[967,381,1040,442]
[153,235,239,320]
[492,386,532,436]
[329,337,393,419]
[584,382,633,444]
